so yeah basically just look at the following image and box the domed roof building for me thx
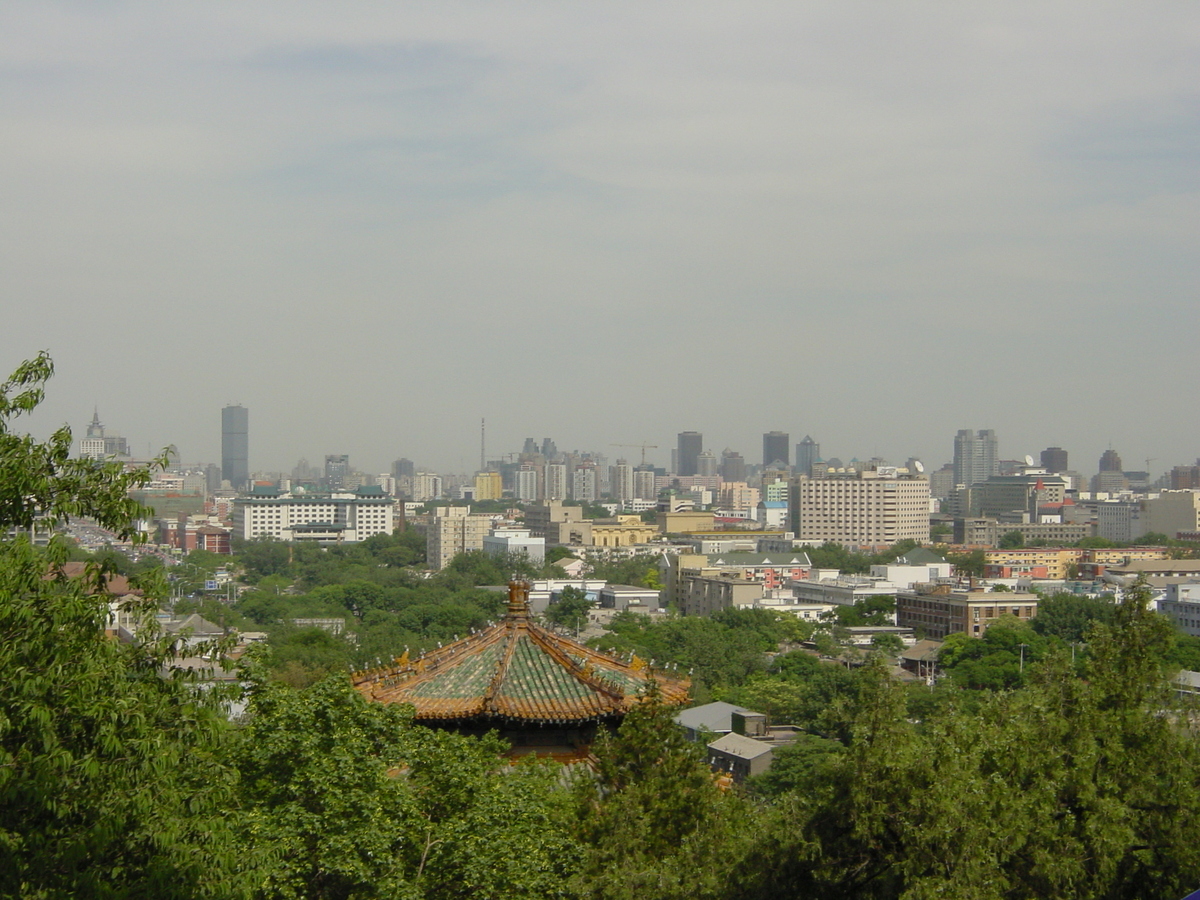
[353,580,690,757]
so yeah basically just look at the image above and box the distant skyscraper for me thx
[677,431,702,476]
[697,450,718,477]
[633,467,657,501]
[392,458,415,479]
[541,437,557,459]
[515,466,540,501]
[221,405,249,491]
[1098,449,1123,473]
[720,449,747,483]
[522,438,538,455]
[324,454,350,490]
[1041,447,1068,473]
[610,460,633,502]
[795,436,819,477]
[544,463,568,500]
[953,429,998,488]
[763,431,790,467]
[79,409,130,460]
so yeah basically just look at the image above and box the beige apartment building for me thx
[679,574,764,617]
[1144,490,1200,539]
[789,469,930,548]
[896,584,1038,639]
[426,506,494,570]
[985,546,1169,580]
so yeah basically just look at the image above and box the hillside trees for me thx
[0,354,244,898]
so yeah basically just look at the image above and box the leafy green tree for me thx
[1031,591,1117,643]
[237,672,579,900]
[236,535,292,582]
[571,686,756,900]
[999,530,1025,548]
[544,584,593,630]
[0,353,244,898]
[870,632,904,655]
[745,733,844,799]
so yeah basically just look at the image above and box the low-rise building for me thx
[896,584,1038,639]
[680,574,763,616]
[482,528,545,565]
[598,584,662,612]
[1158,582,1200,637]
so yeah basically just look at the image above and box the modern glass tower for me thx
[677,431,702,476]
[221,405,249,491]
[953,429,998,488]
[795,436,820,477]
[763,431,790,467]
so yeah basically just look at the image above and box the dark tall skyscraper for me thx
[720,449,747,482]
[763,431,790,467]
[1098,449,1123,473]
[220,405,248,491]
[677,431,702,476]
[953,429,998,488]
[795,435,820,476]
[392,458,415,479]
[325,454,350,490]
[1040,447,1068,473]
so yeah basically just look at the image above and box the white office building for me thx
[233,486,393,543]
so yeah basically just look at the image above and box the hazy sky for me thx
[3,2,1197,478]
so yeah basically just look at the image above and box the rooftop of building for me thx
[354,581,690,725]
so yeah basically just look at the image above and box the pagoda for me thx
[352,580,690,757]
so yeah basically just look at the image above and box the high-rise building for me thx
[612,460,635,502]
[324,454,350,490]
[633,467,657,501]
[720,449,747,483]
[412,472,443,502]
[474,471,503,501]
[1098,449,1123,473]
[1040,447,1068,473]
[953,429,998,488]
[515,466,540,502]
[677,431,702,476]
[544,463,568,501]
[541,437,557,459]
[789,470,931,547]
[697,450,718,477]
[79,409,130,460]
[392,458,415,479]
[572,464,597,503]
[221,405,249,491]
[763,431,790,467]
[795,436,819,477]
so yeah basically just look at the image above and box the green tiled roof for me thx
[354,584,690,724]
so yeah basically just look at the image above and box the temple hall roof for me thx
[353,581,690,725]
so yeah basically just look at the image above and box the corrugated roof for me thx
[354,581,690,725]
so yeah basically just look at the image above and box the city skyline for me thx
[3,4,1197,474]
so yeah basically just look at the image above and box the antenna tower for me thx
[480,418,485,473]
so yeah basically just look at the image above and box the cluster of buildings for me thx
[75,409,1200,638]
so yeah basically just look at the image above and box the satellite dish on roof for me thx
[913,460,925,473]
[1025,454,1035,467]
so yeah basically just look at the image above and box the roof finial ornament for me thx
[506,578,532,620]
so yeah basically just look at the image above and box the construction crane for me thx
[610,443,658,467]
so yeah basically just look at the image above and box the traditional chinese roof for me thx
[352,581,690,725]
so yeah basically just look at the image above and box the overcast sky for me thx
[2,2,1197,478]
